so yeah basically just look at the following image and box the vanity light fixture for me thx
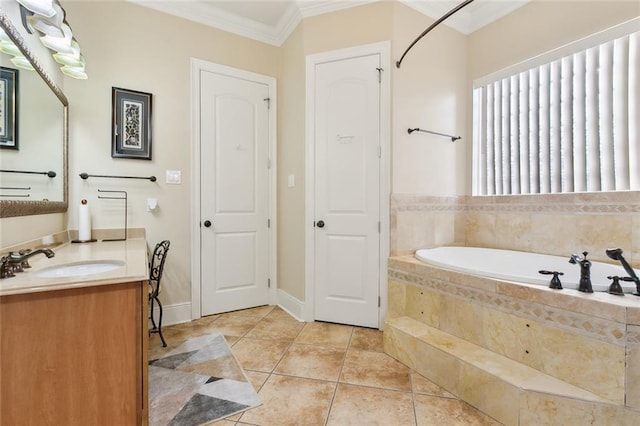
[16,0,87,79]
[0,39,22,55]
[0,28,32,69]
[24,0,63,36]
[10,55,34,70]
[15,0,56,17]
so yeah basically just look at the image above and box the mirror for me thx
[0,5,67,218]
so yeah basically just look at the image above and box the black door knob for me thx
[203,220,212,228]
[316,220,325,228]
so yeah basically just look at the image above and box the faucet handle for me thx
[606,275,633,296]
[539,270,564,290]
[18,249,32,269]
[0,256,15,279]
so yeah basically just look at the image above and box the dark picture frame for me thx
[0,67,18,150]
[111,87,152,160]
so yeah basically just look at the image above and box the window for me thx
[472,20,639,195]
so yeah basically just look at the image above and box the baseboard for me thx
[276,288,305,322]
[154,295,305,326]
[151,301,192,326]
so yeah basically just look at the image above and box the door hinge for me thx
[264,97,271,109]
[378,296,381,307]
[268,278,271,288]
[376,67,383,83]
[268,219,271,228]
[378,221,381,233]
[267,158,272,169]
[377,146,381,158]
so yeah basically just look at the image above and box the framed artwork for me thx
[0,67,18,149]
[111,87,152,160]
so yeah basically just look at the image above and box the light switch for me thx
[166,170,181,184]
[287,174,295,188]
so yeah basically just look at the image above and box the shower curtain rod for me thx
[408,127,461,142]
[396,0,475,68]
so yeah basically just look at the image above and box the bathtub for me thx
[415,246,638,293]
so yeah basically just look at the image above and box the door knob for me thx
[203,220,212,228]
[316,220,325,228]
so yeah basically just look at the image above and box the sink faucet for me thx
[1,248,55,279]
[569,251,593,293]
[606,248,640,296]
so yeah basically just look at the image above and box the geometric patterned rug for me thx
[148,333,261,425]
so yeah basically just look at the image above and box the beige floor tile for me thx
[245,317,306,341]
[239,374,335,426]
[295,321,354,348]
[202,314,262,337]
[244,370,270,392]
[414,394,502,426]
[326,383,416,426]
[411,372,455,398]
[350,327,384,352]
[220,305,275,320]
[274,343,346,381]
[231,337,290,372]
[151,312,502,425]
[340,349,412,392]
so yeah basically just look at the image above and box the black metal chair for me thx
[149,240,170,347]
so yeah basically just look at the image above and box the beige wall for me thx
[275,1,468,300]
[0,213,67,247]
[392,2,468,195]
[391,0,639,260]
[277,24,306,300]
[5,0,637,310]
[60,1,280,307]
[468,0,640,81]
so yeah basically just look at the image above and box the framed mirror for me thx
[0,6,68,218]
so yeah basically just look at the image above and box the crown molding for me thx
[399,0,530,35]
[297,0,380,18]
[128,0,530,46]
[128,0,287,46]
[275,2,303,46]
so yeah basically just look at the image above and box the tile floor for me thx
[149,305,502,426]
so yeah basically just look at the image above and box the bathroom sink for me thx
[35,260,125,278]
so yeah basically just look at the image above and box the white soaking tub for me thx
[415,246,638,293]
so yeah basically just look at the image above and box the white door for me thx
[200,70,270,316]
[314,54,381,328]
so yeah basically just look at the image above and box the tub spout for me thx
[569,251,593,293]
[606,248,640,296]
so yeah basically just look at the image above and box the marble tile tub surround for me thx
[391,191,640,266]
[386,256,640,409]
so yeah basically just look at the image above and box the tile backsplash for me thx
[391,191,640,267]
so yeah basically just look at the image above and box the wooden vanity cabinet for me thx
[0,281,148,425]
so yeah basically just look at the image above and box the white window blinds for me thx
[473,24,640,196]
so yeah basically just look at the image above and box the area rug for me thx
[148,333,261,425]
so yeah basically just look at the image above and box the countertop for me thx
[0,237,149,296]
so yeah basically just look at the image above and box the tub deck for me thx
[384,255,640,425]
